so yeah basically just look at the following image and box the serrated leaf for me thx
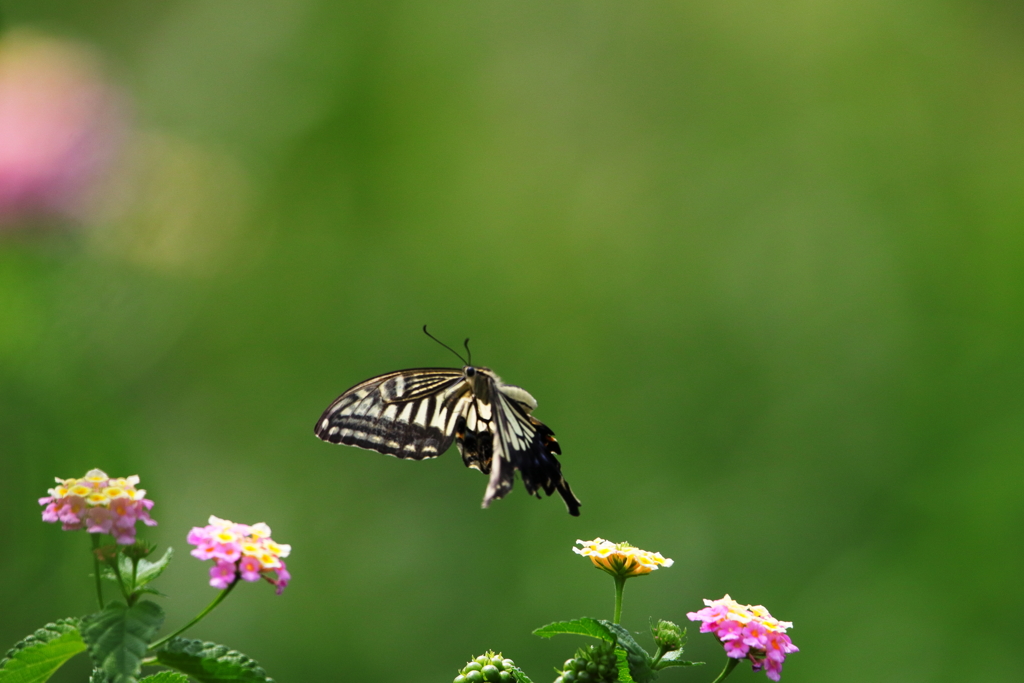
[0,619,86,683]
[135,548,173,588]
[657,651,702,668]
[154,639,274,683]
[532,618,615,642]
[508,666,534,683]
[138,673,190,683]
[599,622,654,683]
[82,601,165,683]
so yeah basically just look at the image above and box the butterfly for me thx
[313,328,581,515]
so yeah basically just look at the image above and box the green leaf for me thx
[599,622,654,683]
[81,601,165,683]
[0,619,86,683]
[90,669,106,683]
[615,649,635,683]
[99,554,135,596]
[154,639,274,683]
[656,651,702,668]
[138,673,190,683]
[532,618,615,642]
[134,548,173,588]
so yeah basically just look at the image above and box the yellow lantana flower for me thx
[574,538,674,579]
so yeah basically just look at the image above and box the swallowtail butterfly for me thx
[313,329,581,515]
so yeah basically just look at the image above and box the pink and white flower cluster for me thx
[39,468,156,544]
[687,595,799,681]
[187,516,291,594]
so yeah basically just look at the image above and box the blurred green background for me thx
[2,1,1023,681]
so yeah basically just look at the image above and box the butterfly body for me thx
[315,365,581,515]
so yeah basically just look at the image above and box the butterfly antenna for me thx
[422,325,468,365]
[463,338,472,366]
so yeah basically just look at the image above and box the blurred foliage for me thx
[2,1,1024,682]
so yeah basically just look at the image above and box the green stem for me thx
[613,576,626,624]
[111,551,130,602]
[91,534,105,610]
[149,581,238,651]
[710,657,739,683]
[130,556,139,604]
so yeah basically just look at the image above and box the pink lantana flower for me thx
[687,595,799,681]
[39,468,156,544]
[187,516,291,594]
[0,32,127,227]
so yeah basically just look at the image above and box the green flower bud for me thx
[562,672,576,683]
[498,672,511,682]
[652,619,685,652]
[476,655,491,665]
[454,676,468,683]
[482,664,501,682]
[465,662,483,673]
[577,672,591,682]
[466,672,484,683]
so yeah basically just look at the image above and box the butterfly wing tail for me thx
[554,476,581,516]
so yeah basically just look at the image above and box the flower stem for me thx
[710,657,740,683]
[613,576,626,624]
[91,534,105,610]
[149,581,238,651]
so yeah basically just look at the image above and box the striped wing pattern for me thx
[314,366,581,515]
[314,369,469,460]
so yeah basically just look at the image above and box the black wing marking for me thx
[314,368,470,460]
[455,377,581,516]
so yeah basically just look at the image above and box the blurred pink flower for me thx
[687,595,799,681]
[187,516,291,593]
[0,32,126,227]
[39,468,156,544]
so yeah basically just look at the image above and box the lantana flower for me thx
[187,516,291,594]
[573,538,674,579]
[687,595,799,681]
[0,32,127,227]
[39,468,156,544]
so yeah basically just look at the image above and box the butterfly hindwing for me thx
[314,369,469,460]
[490,389,580,516]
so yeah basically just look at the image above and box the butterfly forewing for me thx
[315,369,469,460]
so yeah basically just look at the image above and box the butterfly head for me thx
[463,365,497,399]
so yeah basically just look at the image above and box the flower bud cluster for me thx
[687,595,798,681]
[554,644,618,683]
[39,468,156,544]
[187,516,291,594]
[453,651,517,683]
[573,538,673,579]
